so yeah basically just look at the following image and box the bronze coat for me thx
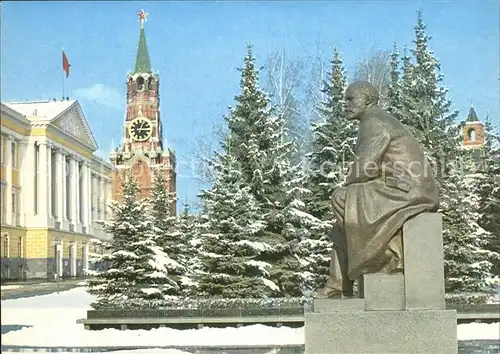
[341,105,440,280]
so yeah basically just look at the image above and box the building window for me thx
[468,128,476,142]
[17,236,22,258]
[3,264,10,279]
[1,184,6,224]
[12,189,19,226]
[34,143,39,215]
[11,141,18,169]
[137,77,144,90]
[55,244,61,277]
[69,243,74,276]
[2,235,9,258]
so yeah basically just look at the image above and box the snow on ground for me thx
[1,287,302,347]
[1,282,52,291]
[52,351,189,354]
[56,351,190,354]
[457,322,500,340]
[1,285,94,309]
[1,285,23,290]
[1,287,499,348]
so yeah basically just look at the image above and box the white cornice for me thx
[0,103,31,126]
[91,155,115,172]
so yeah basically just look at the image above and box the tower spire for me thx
[466,104,479,122]
[134,9,152,73]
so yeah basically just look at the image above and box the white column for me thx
[16,141,26,227]
[109,181,113,217]
[82,243,89,273]
[38,142,48,219]
[21,141,35,225]
[86,165,92,229]
[4,135,13,225]
[104,180,111,219]
[47,143,53,220]
[81,162,87,232]
[75,159,82,232]
[81,162,90,233]
[62,153,67,222]
[95,176,100,221]
[76,160,82,231]
[56,149,64,226]
[90,174,96,224]
[70,241,77,277]
[99,177,105,220]
[70,157,78,229]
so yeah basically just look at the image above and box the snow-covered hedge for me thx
[91,296,314,310]
[445,292,496,305]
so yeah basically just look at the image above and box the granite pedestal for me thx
[305,213,458,354]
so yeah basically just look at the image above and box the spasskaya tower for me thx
[110,9,176,213]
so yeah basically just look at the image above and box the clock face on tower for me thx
[129,117,153,141]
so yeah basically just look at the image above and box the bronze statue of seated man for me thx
[313,81,439,299]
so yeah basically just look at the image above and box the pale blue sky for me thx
[1,1,499,211]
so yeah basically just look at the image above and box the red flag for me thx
[62,50,71,78]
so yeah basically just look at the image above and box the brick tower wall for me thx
[463,122,485,148]
[111,158,176,215]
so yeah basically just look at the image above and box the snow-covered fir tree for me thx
[205,45,320,296]
[306,47,356,221]
[398,11,460,168]
[148,170,185,296]
[388,11,498,300]
[298,48,356,291]
[225,45,286,203]
[197,152,277,298]
[86,173,179,308]
[387,42,403,120]
[273,140,326,295]
[477,117,500,277]
[443,151,498,302]
[265,49,308,164]
[166,202,203,297]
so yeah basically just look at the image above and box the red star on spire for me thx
[137,9,148,28]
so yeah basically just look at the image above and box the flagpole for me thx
[62,70,65,100]
[62,48,65,100]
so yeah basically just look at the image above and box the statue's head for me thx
[343,81,379,120]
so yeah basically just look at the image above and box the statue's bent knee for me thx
[331,187,347,221]
[331,187,347,205]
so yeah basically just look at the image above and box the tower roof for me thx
[466,105,479,122]
[134,10,152,74]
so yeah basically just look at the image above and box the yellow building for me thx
[1,99,114,280]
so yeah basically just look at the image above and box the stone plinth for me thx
[305,213,457,353]
[403,212,446,309]
[313,298,365,312]
[305,309,457,354]
[364,273,404,311]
